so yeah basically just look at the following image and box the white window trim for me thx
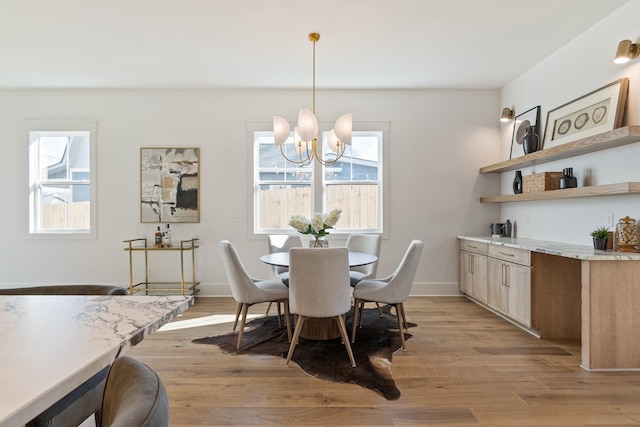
[25,119,97,239]
[247,121,390,240]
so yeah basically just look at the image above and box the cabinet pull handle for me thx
[499,251,515,257]
[469,254,474,274]
[468,245,477,249]
[501,263,511,287]
[504,264,510,287]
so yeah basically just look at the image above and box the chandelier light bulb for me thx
[333,114,353,145]
[273,115,291,146]
[297,107,318,143]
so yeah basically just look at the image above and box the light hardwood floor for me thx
[126,296,640,426]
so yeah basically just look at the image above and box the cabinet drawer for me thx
[459,240,488,255]
[489,245,531,266]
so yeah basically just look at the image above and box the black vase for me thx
[513,170,523,194]
[559,167,577,189]
[522,125,539,155]
[503,219,512,237]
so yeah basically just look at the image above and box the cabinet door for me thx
[488,258,532,326]
[459,251,473,295]
[488,259,508,314]
[472,254,488,304]
[506,263,532,327]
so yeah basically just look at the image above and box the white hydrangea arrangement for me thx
[289,209,342,240]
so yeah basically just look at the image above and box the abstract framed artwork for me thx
[140,147,200,223]
[543,78,628,149]
[510,105,541,159]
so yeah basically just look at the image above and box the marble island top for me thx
[458,235,640,261]
[0,295,193,427]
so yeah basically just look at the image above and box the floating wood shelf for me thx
[480,182,640,203]
[480,126,640,174]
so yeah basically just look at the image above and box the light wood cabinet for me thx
[459,236,640,370]
[458,240,488,304]
[459,239,532,328]
[487,245,532,327]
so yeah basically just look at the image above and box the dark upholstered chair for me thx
[100,356,169,427]
[0,284,128,295]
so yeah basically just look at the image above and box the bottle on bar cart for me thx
[154,226,163,248]
[163,224,172,247]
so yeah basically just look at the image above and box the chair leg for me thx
[236,303,249,351]
[375,302,383,317]
[351,298,361,343]
[336,315,356,367]
[232,303,242,331]
[358,301,365,328]
[276,302,282,328]
[395,303,406,351]
[265,301,272,315]
[400,302,408,331]
[283,301,292,342]
[286,315,306,365]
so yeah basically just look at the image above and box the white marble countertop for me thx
[458,236,640,261]
[0,295,193,427]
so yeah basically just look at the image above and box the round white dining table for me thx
[260,251,378,268]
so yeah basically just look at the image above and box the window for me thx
[324,132,382,231]
[252,123,388,236]
[27,120,96,238]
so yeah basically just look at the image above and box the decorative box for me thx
[522,172,564,193]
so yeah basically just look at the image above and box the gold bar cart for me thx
[123,237,200,296]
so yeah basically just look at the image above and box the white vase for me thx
[309,239,329,248]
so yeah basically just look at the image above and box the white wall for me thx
[500,1,640,244]
[0,88,500,295]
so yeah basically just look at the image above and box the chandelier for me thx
[273,33,352,166]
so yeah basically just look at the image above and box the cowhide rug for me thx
[193,305,414,400]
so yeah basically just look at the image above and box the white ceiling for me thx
[0,0,628,90]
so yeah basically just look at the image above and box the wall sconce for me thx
[614,39,639,64]
[500,108,515,122]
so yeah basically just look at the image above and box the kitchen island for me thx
[459,236,640,371]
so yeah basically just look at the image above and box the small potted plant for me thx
[590,226,609,250]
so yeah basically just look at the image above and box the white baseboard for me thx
[194,282,461,297]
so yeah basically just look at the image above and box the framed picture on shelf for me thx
[510,105,541,159]
[542,78,628,149]
[140,147,200,223]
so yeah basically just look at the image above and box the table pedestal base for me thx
[299,317,341,340]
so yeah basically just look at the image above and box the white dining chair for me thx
[351,240,423,350]
[286,247,356,367]
[265,235,303,318]
[267,235,303,285]
[219,240,292,350]
[346,234,382,286]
